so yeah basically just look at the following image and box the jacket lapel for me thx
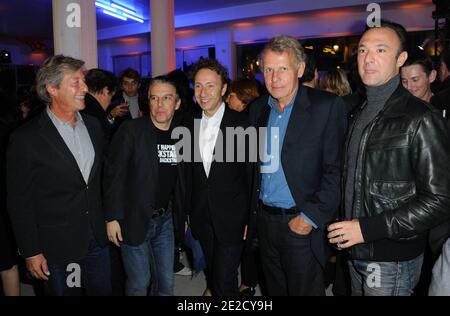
[38,110,85,182]
[193,110,208,180]
[208,106,229,179]
[282,86,312,155]
[83,113,101,184]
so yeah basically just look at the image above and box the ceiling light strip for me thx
[103,9,127,21]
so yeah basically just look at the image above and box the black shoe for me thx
[240,287,256,296]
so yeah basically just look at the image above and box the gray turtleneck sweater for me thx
[344,75,400,218]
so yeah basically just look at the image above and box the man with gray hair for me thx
[103,75,185,296]
[249,35,346,295]
[7,55,111,295]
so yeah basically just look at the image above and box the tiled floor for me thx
[19,252,263,296]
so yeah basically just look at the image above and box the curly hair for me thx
[189,58,230,87]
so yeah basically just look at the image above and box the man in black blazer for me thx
[188,58,251,296]
[7,55,110,296]
[82,68,118,142]
[103,76,186,296]
[249,35,346,296]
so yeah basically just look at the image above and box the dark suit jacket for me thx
[82,93,112,143]
[187,106,251,246]
[249,85,347,267]
[103,117,186,246]
[7,110,108,264]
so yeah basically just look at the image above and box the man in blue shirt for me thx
[249,35,346,295]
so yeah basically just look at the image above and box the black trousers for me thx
[197,220,244,296]
[257,207,325,296]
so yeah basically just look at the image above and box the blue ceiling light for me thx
[103,9,127,21]
[111,2,136,15]
[95,1,144,23]
[122,13,144,23]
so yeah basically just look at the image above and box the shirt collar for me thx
[201,102,225,125]
[268,87,298,112]
[47,107,84,127]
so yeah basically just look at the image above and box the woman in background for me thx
[319,68,352,97]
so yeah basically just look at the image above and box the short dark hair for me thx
[363,19,409,55]
[230,78,260,105]
[189,58,230,88]
[85,68,117,94]
[300,51,317,83]
[441,49,450,71]
[148,75,179,101]
[119,67,141,83]
[402,50,434,76]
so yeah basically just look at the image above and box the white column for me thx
[150,0,176,76]
[215,28,236,80]
[52,0,98,69]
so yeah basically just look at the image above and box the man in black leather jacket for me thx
[328,21,450,296]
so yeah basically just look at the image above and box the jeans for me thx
[45,230,112,296]
[348,254,424,296]
[120,211,174,296]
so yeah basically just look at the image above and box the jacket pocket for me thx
[366,132,411,151]
[369,180,416,213]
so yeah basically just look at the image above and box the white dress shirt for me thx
[199,103,225,177]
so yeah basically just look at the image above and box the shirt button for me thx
[274,135,278,139]
[278,115,282,119]
[85,211,89,215]
[264,194,268,198]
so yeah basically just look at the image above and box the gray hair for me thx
[36,55,85,104]
[148,75,180,101]
[260,35,306,70]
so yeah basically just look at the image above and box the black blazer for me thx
[249,85,347,267]
[82,93,112,143]
[187,106,251,246]
[103,117,186,246]
[7,110,108,264]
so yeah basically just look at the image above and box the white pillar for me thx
[215,28,236,80]
[52,0,98,69]
[150,0,176,77]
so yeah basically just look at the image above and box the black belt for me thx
[151,207,169,219]
[260,203,298,215]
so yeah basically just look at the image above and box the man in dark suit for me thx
[7,55,111,296]
[187,58,251,296]
[249,35,346,296]
[103,76,186,296]
[82,68,117,142]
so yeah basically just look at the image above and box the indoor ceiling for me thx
[0,0,271,39]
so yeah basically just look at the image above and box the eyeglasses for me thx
[149,95,176,104]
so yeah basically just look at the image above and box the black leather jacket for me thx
[343,85,450,261]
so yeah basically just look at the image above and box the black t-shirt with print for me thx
[155,128,178,210]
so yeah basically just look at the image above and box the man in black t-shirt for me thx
[103,76,185,296]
